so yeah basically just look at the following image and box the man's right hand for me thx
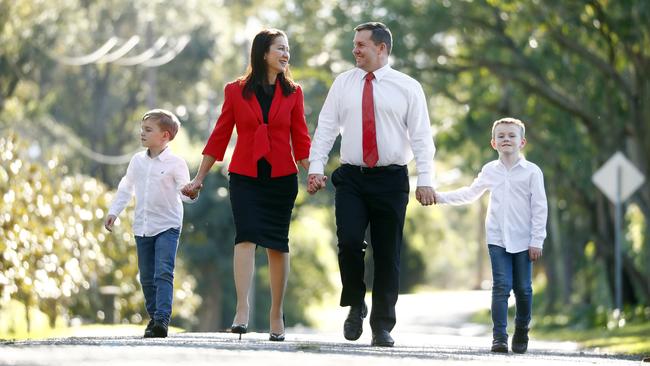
[307,174,328,195]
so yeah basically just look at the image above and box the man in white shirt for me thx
[435,117,548,354]
[104,109,198,338]
[308,22,436,347]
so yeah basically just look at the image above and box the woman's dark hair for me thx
[241,29,297,99]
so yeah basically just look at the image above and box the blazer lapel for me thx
[244,92,264,125]
[268,79,287,124]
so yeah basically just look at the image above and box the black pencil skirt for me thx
[228,159,298,252]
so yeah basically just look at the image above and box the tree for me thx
[346,0,650,312]
[0,133,200,332]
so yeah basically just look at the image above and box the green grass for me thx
[471,308,650,356]
[534,321,650,356]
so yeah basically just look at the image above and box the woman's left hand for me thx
[297,159,309,170]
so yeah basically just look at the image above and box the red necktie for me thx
[362,72,378,168]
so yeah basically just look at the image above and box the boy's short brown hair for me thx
[491,117,526,138]
[142,109,181,140]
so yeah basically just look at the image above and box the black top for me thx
[255,83,276,177]
[256,83,275,124]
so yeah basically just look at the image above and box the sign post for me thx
[592,152,645,312]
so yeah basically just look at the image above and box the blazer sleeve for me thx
[289,85,311,161]
[202,83,236,161]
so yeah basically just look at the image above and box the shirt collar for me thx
[147,146,172,161]
[497,155,528,170]
[372,64,391,82]
[356,63,392,82]
[516,155,529,168]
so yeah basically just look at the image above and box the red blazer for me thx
[202,79,311,178]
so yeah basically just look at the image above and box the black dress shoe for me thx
[343,302,368,341]
[511,327,529,354]
[151,321,168,338]
[491,338,508,353]
[370,330,394,347]
[143,319,155,338]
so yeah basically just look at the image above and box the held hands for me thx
[181,179,203,200]
[415,186,436,206]
[529,247,543,262]
[104,214,117,232]
[307,174,328,195]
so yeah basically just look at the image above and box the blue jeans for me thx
[135,227,180,326]
[488,244,532,341]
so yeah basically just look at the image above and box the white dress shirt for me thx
[108,148,196,237]
[309,64,435,186]
[436,157,548,253]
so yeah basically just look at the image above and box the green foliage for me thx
[260,204,339,328]
[533,284,650,355]
[4,0,649,334]
[0,133,199,334]
[338,0,650,314]
[177,167,235,330]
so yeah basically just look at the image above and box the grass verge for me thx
[471,308,650,356]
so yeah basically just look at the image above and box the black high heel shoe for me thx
[269,315,285,342]
[231,323,248,340]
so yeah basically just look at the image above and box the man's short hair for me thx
[142,109,181,140]
[491,117,526,138]
[354,22,393,55]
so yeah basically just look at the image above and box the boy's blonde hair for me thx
[491,117,526,138]
[142,109,181,140]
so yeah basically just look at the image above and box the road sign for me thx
[592,151,646,313]
[592,152,645,204]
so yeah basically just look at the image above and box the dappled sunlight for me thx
[1,1,648,357]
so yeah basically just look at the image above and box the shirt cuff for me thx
[308,160,325,175]
[182,194,199,203]
[416,173,432,187]
[529,242,544,249]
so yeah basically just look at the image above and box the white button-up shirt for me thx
[108,148,196,237]
[309,64,435,186]
[437,157,548,253]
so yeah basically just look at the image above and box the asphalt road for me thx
[0,291,644,365]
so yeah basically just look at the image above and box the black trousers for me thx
[331,164,409,332]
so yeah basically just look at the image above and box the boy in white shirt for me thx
[104,109,199,338]
[435,117,547,354]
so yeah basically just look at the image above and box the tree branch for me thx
[547,29,634,98]
[473,58,599,132]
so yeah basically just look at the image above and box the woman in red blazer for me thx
[183,29,310,341]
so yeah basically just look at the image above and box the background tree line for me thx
[1,0,647,333]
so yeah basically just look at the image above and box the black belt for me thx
[342,164,406,174]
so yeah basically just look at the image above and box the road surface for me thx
[0,291,643,365]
